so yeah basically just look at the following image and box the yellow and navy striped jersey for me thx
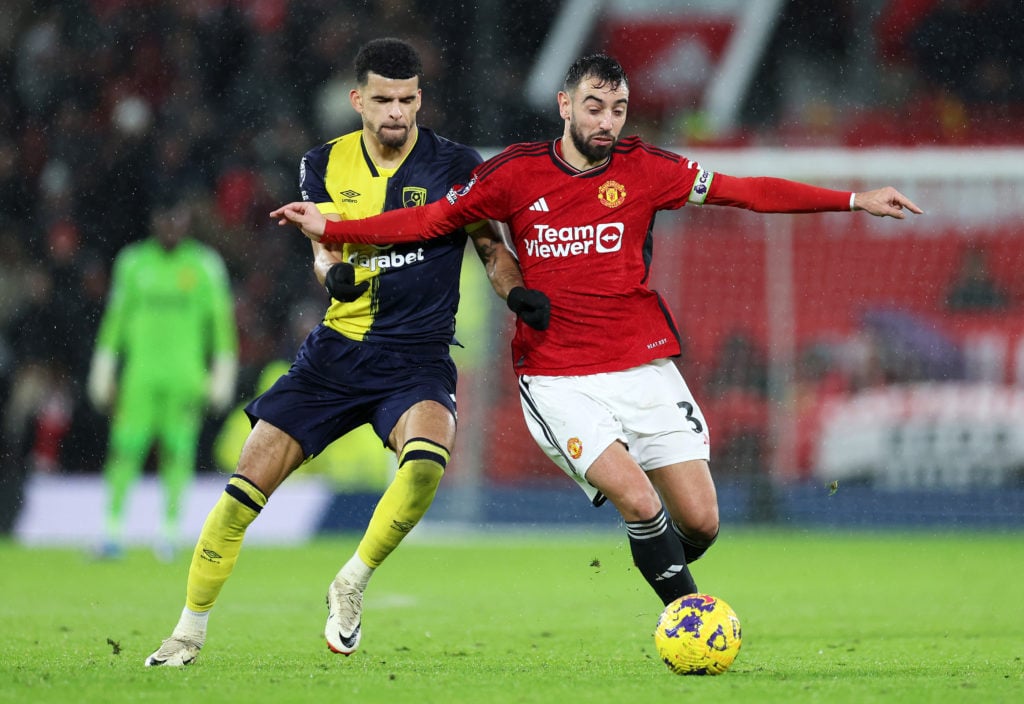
[300,127,482,346]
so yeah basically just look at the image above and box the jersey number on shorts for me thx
[676,401,704,434]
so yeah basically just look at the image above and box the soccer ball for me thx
[654,593,742,675]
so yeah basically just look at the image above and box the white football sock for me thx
[338,553,374,591]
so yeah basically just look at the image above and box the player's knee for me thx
[683,508,720,543]
[674,513,719,564]
[694,522,719,548]
[612,485,664,523]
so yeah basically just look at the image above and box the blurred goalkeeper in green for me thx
[87,195,238,560]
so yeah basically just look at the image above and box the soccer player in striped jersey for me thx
[146,38,533,667]
[273,54,922,611]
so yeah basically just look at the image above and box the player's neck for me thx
[364,125,419,170]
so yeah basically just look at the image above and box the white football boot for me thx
[144,635,203,667]
[325,577,363,655]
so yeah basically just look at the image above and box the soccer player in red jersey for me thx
[272,54,922,608]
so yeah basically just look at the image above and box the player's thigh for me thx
[370,357,457,452]
[585,441,663,521]
[519,375,620,476]
[648,459,719,535]
[235,419,308,497]
[620,359,710,453]
[155,395,202,466]
[387,399,457,452]
[109,383,158,456]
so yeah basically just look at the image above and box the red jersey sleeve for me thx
[321,198,455,245]
[321,167,508,246]
[705,173,853,213]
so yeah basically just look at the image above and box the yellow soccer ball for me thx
[654,593,742,675]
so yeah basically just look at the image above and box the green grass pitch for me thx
[1,529,1021,703]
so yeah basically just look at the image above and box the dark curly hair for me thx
[354,38,423,85]
[563,54,628,93]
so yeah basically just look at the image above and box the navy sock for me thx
[671,522,718,563]
[626,509,698,605]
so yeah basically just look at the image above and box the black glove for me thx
[325,262,369,302]
[506,286,550,331]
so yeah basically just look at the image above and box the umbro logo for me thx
[528,197,549,212]
[339,189,360,202]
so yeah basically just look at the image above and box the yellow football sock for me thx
[185,474,267,612]
[356,438,448,568]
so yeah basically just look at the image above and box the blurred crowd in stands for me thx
[0,0,554,489]
[0,0,1021,503]
[683,0,1023,147]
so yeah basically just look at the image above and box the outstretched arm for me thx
[271,196,476,246]
[707,174,922,218]
[852,186,923,218]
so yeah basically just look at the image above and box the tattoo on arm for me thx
[471,224,523,298]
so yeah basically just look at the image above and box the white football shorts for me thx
[518,358,711,504]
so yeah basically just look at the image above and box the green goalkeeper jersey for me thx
[95,238,237,395]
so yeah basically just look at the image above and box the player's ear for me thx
[350,88,363,113]
[557,91,571,121]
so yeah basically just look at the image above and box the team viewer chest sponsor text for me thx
[524,223,624,257]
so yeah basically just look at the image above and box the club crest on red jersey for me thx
[598,180,627,208]
[567,437,583,460]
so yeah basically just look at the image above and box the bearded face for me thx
[560,75,628,167]
[568,116,617,163]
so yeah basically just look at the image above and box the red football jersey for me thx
[474,138,697,375]
[321,136,852,376]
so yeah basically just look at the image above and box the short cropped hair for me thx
[563,54,628,93]
[354,38,423,85]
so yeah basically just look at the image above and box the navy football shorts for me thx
[245,324,457,457]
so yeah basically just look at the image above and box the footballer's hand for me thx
[270,202,327,241]
[87,350,117,412]
[206,354,237,414]
[325,262,369,302]
[853,187,923,219]
[506,286,551,331]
